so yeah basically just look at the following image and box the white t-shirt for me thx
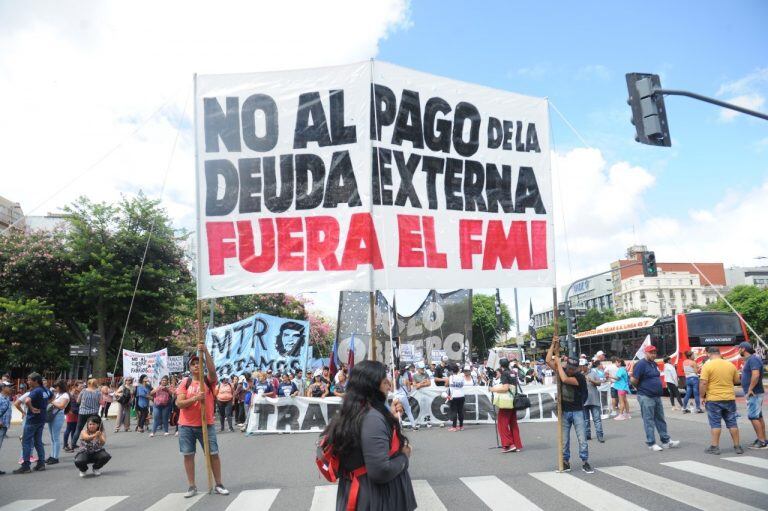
[604,364,619,388]
[448,374,465,398]
[663,363,678,385]
[53,391,70,408]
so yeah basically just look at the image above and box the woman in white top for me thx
[47,380,70,464]
[662,356,683,410]
[447,364,466,431]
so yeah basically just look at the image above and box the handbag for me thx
[512,381,531,411]
[45,404,60,423]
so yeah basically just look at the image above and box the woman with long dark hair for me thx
[322,360,416,511]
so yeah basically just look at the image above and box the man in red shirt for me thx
[176,342,229,497]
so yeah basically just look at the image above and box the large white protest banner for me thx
[195,61,552,298]
[243,384,600,434]
[122,348,168,386]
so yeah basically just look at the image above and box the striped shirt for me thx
[78,389,101,415]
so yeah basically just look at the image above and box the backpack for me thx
[117,386,132,405]
[316,427,400,511]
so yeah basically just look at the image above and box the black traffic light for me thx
[626,73,671,147]
[568,311,578,333]
[642,251,658,277]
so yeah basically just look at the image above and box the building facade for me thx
[725,266,768,288]
[0,196,24,231]
[611,245,725,317]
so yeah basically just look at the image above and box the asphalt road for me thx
[1,397,767,511]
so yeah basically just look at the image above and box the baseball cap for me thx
[416,362,425,369]
[463,364,471,371]
[441,356,449,362]
[738,341,754,353]
[578,358,589,366]
[595,350,605,357]
[188,354,200,365]
[644,345,657,353]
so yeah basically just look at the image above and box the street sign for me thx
[529,340,537,349]
[70,345,88,356]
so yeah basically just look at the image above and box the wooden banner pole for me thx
[552,288,564,473]
[196,300,215,493]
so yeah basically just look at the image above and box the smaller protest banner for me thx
[431,349,446,362]
[122,348,169,386]
[399,344,415,363]
[168,356,185,373]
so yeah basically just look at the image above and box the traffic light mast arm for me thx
[563,261,642,359]
[658,89,768,122]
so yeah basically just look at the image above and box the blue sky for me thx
[2,0,766,325]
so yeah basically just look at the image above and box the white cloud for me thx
[576,64,610,81]
[719,93,766,122]
[0,0,410,227]
[716,68,768,122]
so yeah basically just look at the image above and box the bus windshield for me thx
[686,313,742,336]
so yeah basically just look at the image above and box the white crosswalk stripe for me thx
[144,492,204,511]
[224,489,280,511]
[662,460,768,495]
[461,475,542,511]
[0,501,54,511]
[723,456,768,470]
[531,471,646,511]
[65,496,128,511]
[309,485,336,511]
[599,465,763,511]
[411,480,447,511]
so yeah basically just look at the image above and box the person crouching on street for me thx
[175,342,229,497]
[74,415,111,477]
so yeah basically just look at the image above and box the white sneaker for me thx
[662,440,680,448]
[79,470,87,478]
[649,444,663,452]
[92,468,101,476]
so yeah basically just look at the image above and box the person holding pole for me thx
[175,342,229,497]
[546,337,594,474]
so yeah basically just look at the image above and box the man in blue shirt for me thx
[14,372,50,473]
[631,345,681,452]
[739,342,767,449]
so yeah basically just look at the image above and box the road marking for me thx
[309,486,336,511]
[723,456,768,470]
[65,497,128,511]
[412,480,447,511]
[662,461,768,495]
[531,471,646,511]
[461,475,542,511]
[144,493,204,511]
[0,501,55,511]
[224,489,280,511]
[599,465,762,511]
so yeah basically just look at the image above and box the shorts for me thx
[706,400,737,429]
[617,390,628,397]
[610,387,618,399]
[178,425,219,456]
[746,394,764,420]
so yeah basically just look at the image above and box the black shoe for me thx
[582,462,595,474]
[45,457,59,465]
[13,465,31,474]
[683,409,691,414]
[33,463,45,472]
[597,436,605,443]
[562,461,571,472]
[0,470,6,475]
[585,435,592,441]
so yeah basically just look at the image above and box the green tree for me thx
[707,285,768,339]
[576,308,617,333]
[0,297,70,373]
[472,293,512,356]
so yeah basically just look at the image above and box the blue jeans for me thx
[637,395,670,446]
[22,421,45,465]
[562,410,588,462]
[152,404,171,433]
[583,405,603,440]
[48,411,65,458]
[683,376,701,410]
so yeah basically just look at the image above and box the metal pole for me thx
[369,291,377,362]
[87,334,93,378]
[659,89,768,121]
[514,288,520,338]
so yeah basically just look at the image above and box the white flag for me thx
[634,335,651,360]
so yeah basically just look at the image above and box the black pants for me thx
[217,401,233,430]
[235,401,245,424]
[136,406,149,429]
[449,397,466,427]
[74,449,111,472]
[100,402,111,418]
[63,421,78,448]
[668,383,683,407]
